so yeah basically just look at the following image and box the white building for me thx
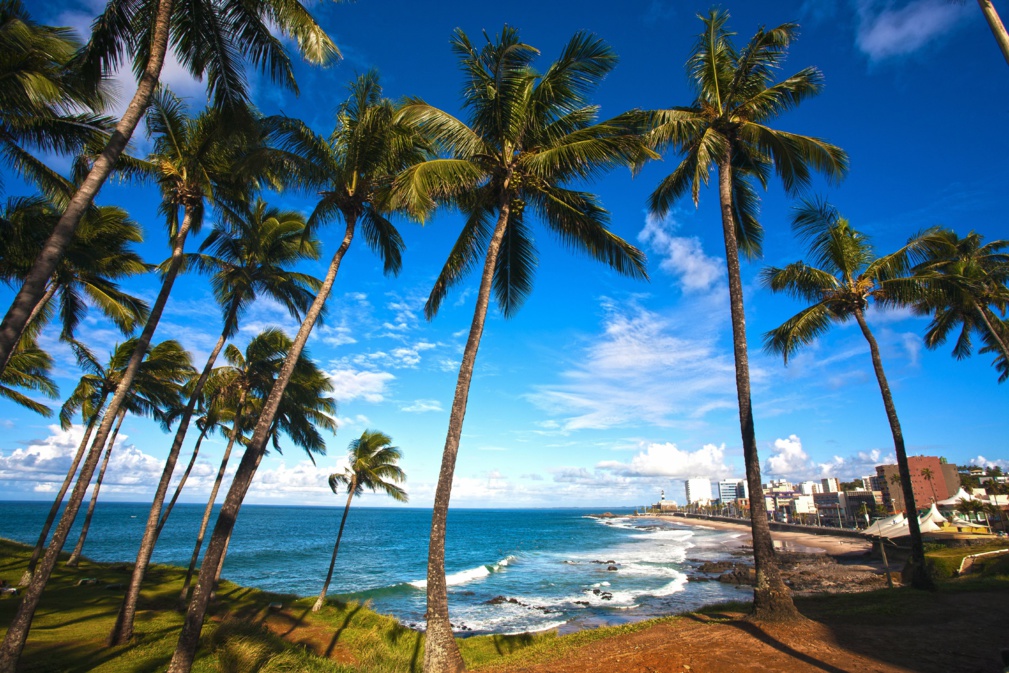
[799,480,822,495]
[685,478,713,504]
[821,477,841,493]
[716,479,744,503]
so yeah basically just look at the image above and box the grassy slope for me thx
[2,538,1007,672]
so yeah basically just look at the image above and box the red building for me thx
[876,457,960,513]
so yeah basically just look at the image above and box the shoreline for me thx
[639,513,874,558]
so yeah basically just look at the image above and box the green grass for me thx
[924,542,1009,579]
[3,537,1009,673]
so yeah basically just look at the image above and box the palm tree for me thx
[313,430,407,612]
[166,72,424,673]
[921,467,938,503]
[0,334,56,417]
[109,200,320,645]
[761,199,933,590]
[0,95,269,667]
[65,340,193,567]
[956,0,1009,67]
[645,11,847,620]
[911,230,1009,369]
[0,0,339,379]
[0,196,150,372]
[0,0,111,200]
[392,29,648,671]
[176,329,295,605]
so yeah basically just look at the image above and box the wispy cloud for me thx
[325,367,395,403]
[856,0,970,61]
[401,399,443,413]
[638,212,724,293]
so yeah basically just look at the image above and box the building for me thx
[862,475,885,492]
[799,480,822,495]
[843,491,878,525]
[813,492,846,526]
[717,479,744,503]
[821,477,840,493]
[684,478,712,505]
[876,457,961,512]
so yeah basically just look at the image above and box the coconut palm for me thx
[921,467,938,502]
[166,72,423,673]
[168,339,335,673]
[391,28,648,670]
[954,0,1009,67]
[109,199,320,645]
[645,11,847,620]
[0,95,270,666]
[0,0,339,383]
[0,0,111,200]
[910,230,1009,372]
[313,430,407,612]
[65,339,193,567]
[0,196,149,372]
[761,199,933,589]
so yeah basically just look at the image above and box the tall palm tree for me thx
[953,0,1009,67]
[646,11,848,620]
[109,199,320,645]
[313,430,407,612]
[761,199,933,589]
[911,230,1009,370]
[0,196,150,372]
[176,329,295,605]
[392,28,648,671]
[0,0,111,200]
[166,72,423,673]
[921,467,938,503]
[0,95,267,668]
[0,0,339,377]
[65,339,193,566]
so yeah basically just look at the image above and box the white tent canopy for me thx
[937,488,977,507]
[862,512,905,537]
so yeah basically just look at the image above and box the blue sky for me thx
[1,0,1007,508]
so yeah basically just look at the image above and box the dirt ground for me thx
[479,589,1009,673]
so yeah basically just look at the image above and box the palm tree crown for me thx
[330,430,407,502]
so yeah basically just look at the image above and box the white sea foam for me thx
[409,556,514,589]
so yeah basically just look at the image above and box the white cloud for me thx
[401,399,443,413]
[765,434,811,476]
[528,302,738,430]
[247,459,341,500]
[597,441,732,480]
[638,213,723,293]
[971,455,1009,470]
[856,0,969,60]
[325,368,395,403]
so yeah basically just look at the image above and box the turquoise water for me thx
[0,502,750,634]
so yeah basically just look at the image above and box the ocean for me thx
[0,502,752,635]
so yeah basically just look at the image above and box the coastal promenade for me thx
[665,512,866,539]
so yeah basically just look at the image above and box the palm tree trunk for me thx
[167,217,357,673]
[852,306,933,590]
[178,398,244,605]
[978,0,1009,67]
[0,283,57,374]
[109,327,230,645]
[66,409,127,567]
[0,208,194,673]
[313,480,356,612]
[156,421,213,538]
[715,151,797,621]
[426,201,512,673]
[0,0,176,376]
[19,396,108,585]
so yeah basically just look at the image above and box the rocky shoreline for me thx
[685,549,889,593]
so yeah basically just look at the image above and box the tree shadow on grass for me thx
[325,603,363,658]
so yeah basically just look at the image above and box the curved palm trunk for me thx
[715,152,797,621]
[973,300,1009,362]
[109,327,230,645]
[852,307,933,590]
[0,0,175,375]
[66,409,127,567]
[156,421,213,538]
[1,284,57,374]
[313,479,356,612]
[178,397,244,605]
[19,394,108,585]
[978,0,1009,67]
[167,217,357,673]
[425,202,512,673]
[0,209,194,673]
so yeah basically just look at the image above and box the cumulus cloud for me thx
[401,399,443,413]
[638,213,723,293]
[597,442,732,480]
[764,435,893,480]
[971,455,1009,470]
[856,0,969,60]
[528,302,738,430]
[765,435,811,476]
[247,459,341,500]
[325,368,395,403]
